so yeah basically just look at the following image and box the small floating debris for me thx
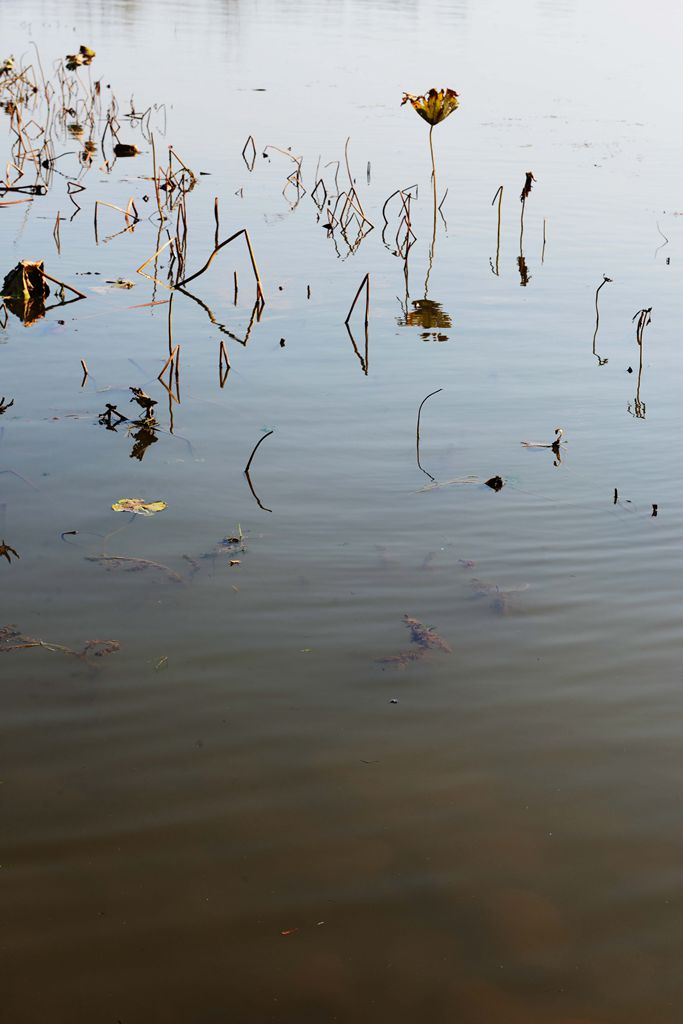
[107,278,135,289]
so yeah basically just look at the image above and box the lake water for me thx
[2,1,683,1021]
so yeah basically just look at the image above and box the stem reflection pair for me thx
[401,88,459,298]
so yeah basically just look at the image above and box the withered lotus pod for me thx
[401,88,459,126]
[2,259,50,326]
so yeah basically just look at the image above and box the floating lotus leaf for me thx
[401,88,459,126]
[111,498,167,516]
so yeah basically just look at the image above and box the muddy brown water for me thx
[1,0,683,1021]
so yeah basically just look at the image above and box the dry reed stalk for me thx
[136,237,174,289]
[94,199,139,243]
[244,430,274,513]
[241,135,256,170]
[39,269,87,299]
[175,228,265,308]
[491,185,503,276]
[416,388,443,482]
[219,340,230,388]
[344,273,370,327]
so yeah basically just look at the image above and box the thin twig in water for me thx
[244,430,274,513]
[345,273,370,326]
[592,274,612,365]
[416,388,443,482]
[490,185,503,276]
[175,228,264,308]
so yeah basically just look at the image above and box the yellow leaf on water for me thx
[111,498,167,516]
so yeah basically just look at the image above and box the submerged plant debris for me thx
[0,623,119,661]
[470,578,530,616]
[378,614,451,668]
[86,554,183,584]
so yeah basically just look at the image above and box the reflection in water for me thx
[128,419,159,461]
[345,321,369,375]
[398,298,452,341]
[400,298,452,330]
[517,253,531,287]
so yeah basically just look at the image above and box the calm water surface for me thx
[1,1,683,1021]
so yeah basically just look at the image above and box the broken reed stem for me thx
[136,237,174,289]
[233,270,238,305]
[219,340,230,387]
[214,196,220,248]
[491,185,503,275]
[592,274,612,365]
[157,344,179,384]
[542,217,547,263]
[53,210,61,253]
[244,429,274,512]
[344,273,370,327]
[94,199,139,244]
[151,132,164,222]
[244,429,274,476]
[344,137,368,221]
[416,388,443,482]
[39,269,87,299]
[175,228,264,307]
